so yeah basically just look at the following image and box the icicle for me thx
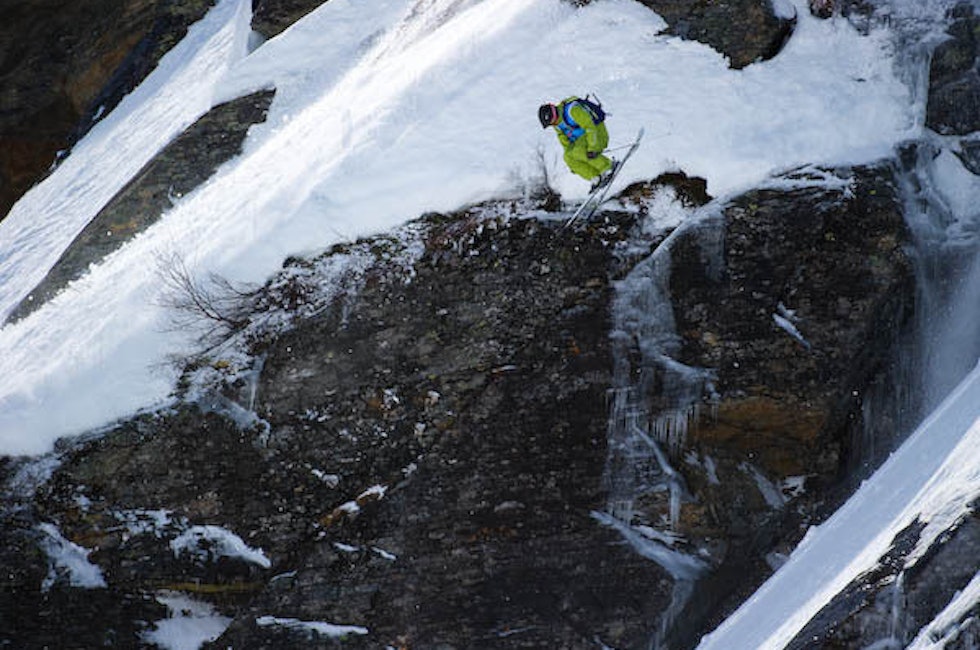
[598,203,722,624]
[888,571,906,646]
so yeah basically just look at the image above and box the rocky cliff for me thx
[0,168,916,647]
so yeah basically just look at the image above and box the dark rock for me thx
[0,163,924,648]
[634,0,795,69]
[926,2,980,135]
[674,164,914,478]
[0,0,214,221]
[1,208,670,648]
[6,89,275,323]
[228,211,668,648]
[622,171,713,209]
[252,0,326,40]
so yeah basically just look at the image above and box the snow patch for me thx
[170,525,271,569]
[37,522,107,590]
[143,591,232,650]
[255,615,368,639]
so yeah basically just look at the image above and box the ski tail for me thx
[564,127,644,228]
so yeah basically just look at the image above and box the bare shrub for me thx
[155,251,257,350]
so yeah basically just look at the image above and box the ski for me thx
[564,127,644,228]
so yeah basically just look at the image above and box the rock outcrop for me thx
[6,89,275,323]
[634,0,794,68]
[0,0,214,220]
[927,2,980,136]
[668,165,915,644]
[252,0,326,39]
[1,204,674,649]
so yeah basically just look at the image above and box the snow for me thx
[170,524,271,569]
[143,591,232,650]
[37,522,107,590]
[255,615,368,639]
[0,0,977,645]
[0,0,916,454]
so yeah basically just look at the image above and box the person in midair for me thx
[538,96,616,189]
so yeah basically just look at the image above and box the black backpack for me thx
[568,94,606,125]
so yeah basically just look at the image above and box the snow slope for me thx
[0,0,915,454]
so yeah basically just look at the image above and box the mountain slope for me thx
[1,0,979,648]
[0,0,912,453]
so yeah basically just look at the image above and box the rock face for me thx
[252,0,327,39]
[0,207,674,649]
[6,89,276,323]
[597,165,916,647]
[634,0,794,68]
[0,0,214,220]
[927,2,980,135]
[0,167,919,648]
[675,166,914,477]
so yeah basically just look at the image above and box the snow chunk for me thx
[311,469,340,487]
[255,615,368,639]
[358,484,388,501]
[38,522,107,590]
[770,0,796,21]
[143,591,232,650]
[372,546,397,561]
[772,302,811,349]
[113,508,177,540]
[170,525,271,568]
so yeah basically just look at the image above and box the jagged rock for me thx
[252,0,326,40]
[0,162,924,648]
[0,0,214,221]
[633,0,795,69]
[6,89,275,323]
[673,165,913,473]
[926,2,980,135]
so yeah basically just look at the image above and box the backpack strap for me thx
[558,99,586,142]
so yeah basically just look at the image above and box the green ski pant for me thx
[564,132,611,181]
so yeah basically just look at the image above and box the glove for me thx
[587,151,598,159]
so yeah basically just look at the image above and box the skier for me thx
[538,96,617,190]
